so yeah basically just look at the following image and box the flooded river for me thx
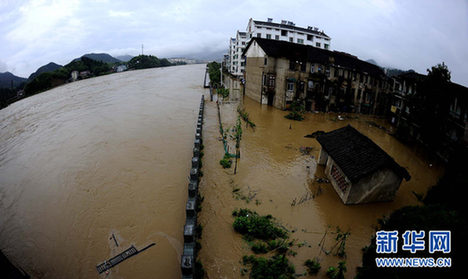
[198,89,443,278]
[0,64,444,279]
[0,64,206,278]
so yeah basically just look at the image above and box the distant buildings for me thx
[227,18,331,77]
[243,38,386,112]
[317,125,410,204]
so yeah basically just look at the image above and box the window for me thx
[266,34,271,39]
[281,30,288,36]
[287,82,294,91]
[310,64,315,73]
[316,42,321,47]
[297,38,304,44]
[324,44,329,50]
[307,34,313,41]
[242,42,246,45]
[257,26,262,29]
[257,33,261,38]
[298,32,303,35]
[250,34,252,38]
[266,27,272,30]
[275,35,279,40]
[264,57,268,66]
[289,37,293,42]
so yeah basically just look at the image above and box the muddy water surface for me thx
[199,93,443,278]
[0,64,206,278]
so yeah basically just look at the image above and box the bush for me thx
[242,255,295,279]
[232,209,288,241]
[284,100,305,121]
[326,261,346,279]
[251,242,269,254]
[305,258,321,275]
[219,154,232,168]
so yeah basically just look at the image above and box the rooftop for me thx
[245,38,384,76]
[253,19,330,38]
[316,125,411,183]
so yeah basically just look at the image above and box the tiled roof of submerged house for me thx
[316,125,410,183]
[244,38,384,76]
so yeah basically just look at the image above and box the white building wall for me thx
[229,18,332,77]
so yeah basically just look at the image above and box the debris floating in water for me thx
[96,243,156,274]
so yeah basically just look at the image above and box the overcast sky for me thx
[1,0,467,85]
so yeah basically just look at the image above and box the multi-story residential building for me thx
[229,31,248,77]
[243,38,386,113]
[228,18,332,77]
[246,18,331,49]
[389,72,468,161]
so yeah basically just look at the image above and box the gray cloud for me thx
[1,0,467,86]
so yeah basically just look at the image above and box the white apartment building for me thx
[228,18,332,77]
[229,31,248,76]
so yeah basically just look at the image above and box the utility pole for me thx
[141,44,144,55]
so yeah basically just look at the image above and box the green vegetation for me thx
[127,55,172,70]
[217,87,229,99]
[326,261,346,279]
[24,56,112,96]
[219,154,232,168]
[242,255,295,279]
[232,209,300,278]
[284,99,305,121]
[207,61,220,86]
[305,258,321,275]
[232,209,288,241]
[237,107,256,129]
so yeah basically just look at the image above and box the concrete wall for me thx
[323,154,402,204]
[347,168,402,204]
[245,56,266,104]
[318,148,328,165]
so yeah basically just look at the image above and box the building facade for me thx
[229,31,248,77]
[244,38,389,113]
[317,125,410,204]
[228,18,331,77]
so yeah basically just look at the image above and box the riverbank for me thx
[198,93,443,278]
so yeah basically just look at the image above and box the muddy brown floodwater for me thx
[198,91,444,278]
[0,64,207,278]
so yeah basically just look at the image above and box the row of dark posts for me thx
[181,95,204,278]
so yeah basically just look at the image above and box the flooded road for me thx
[198,91,443,278]
[0,64,206,278]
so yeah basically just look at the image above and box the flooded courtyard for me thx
[0,64,444,279]
[198,86,443,278]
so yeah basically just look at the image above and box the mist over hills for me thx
[115,55,133,62]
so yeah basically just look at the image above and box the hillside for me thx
[127,55,173,70]
[0,72,27,88]
[28,62,63,80]
[78,53,121,63]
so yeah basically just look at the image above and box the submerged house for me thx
[316,125,410,204]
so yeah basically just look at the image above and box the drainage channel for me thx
[181,95,204,279]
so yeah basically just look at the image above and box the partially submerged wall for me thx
[181,95,204,278]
